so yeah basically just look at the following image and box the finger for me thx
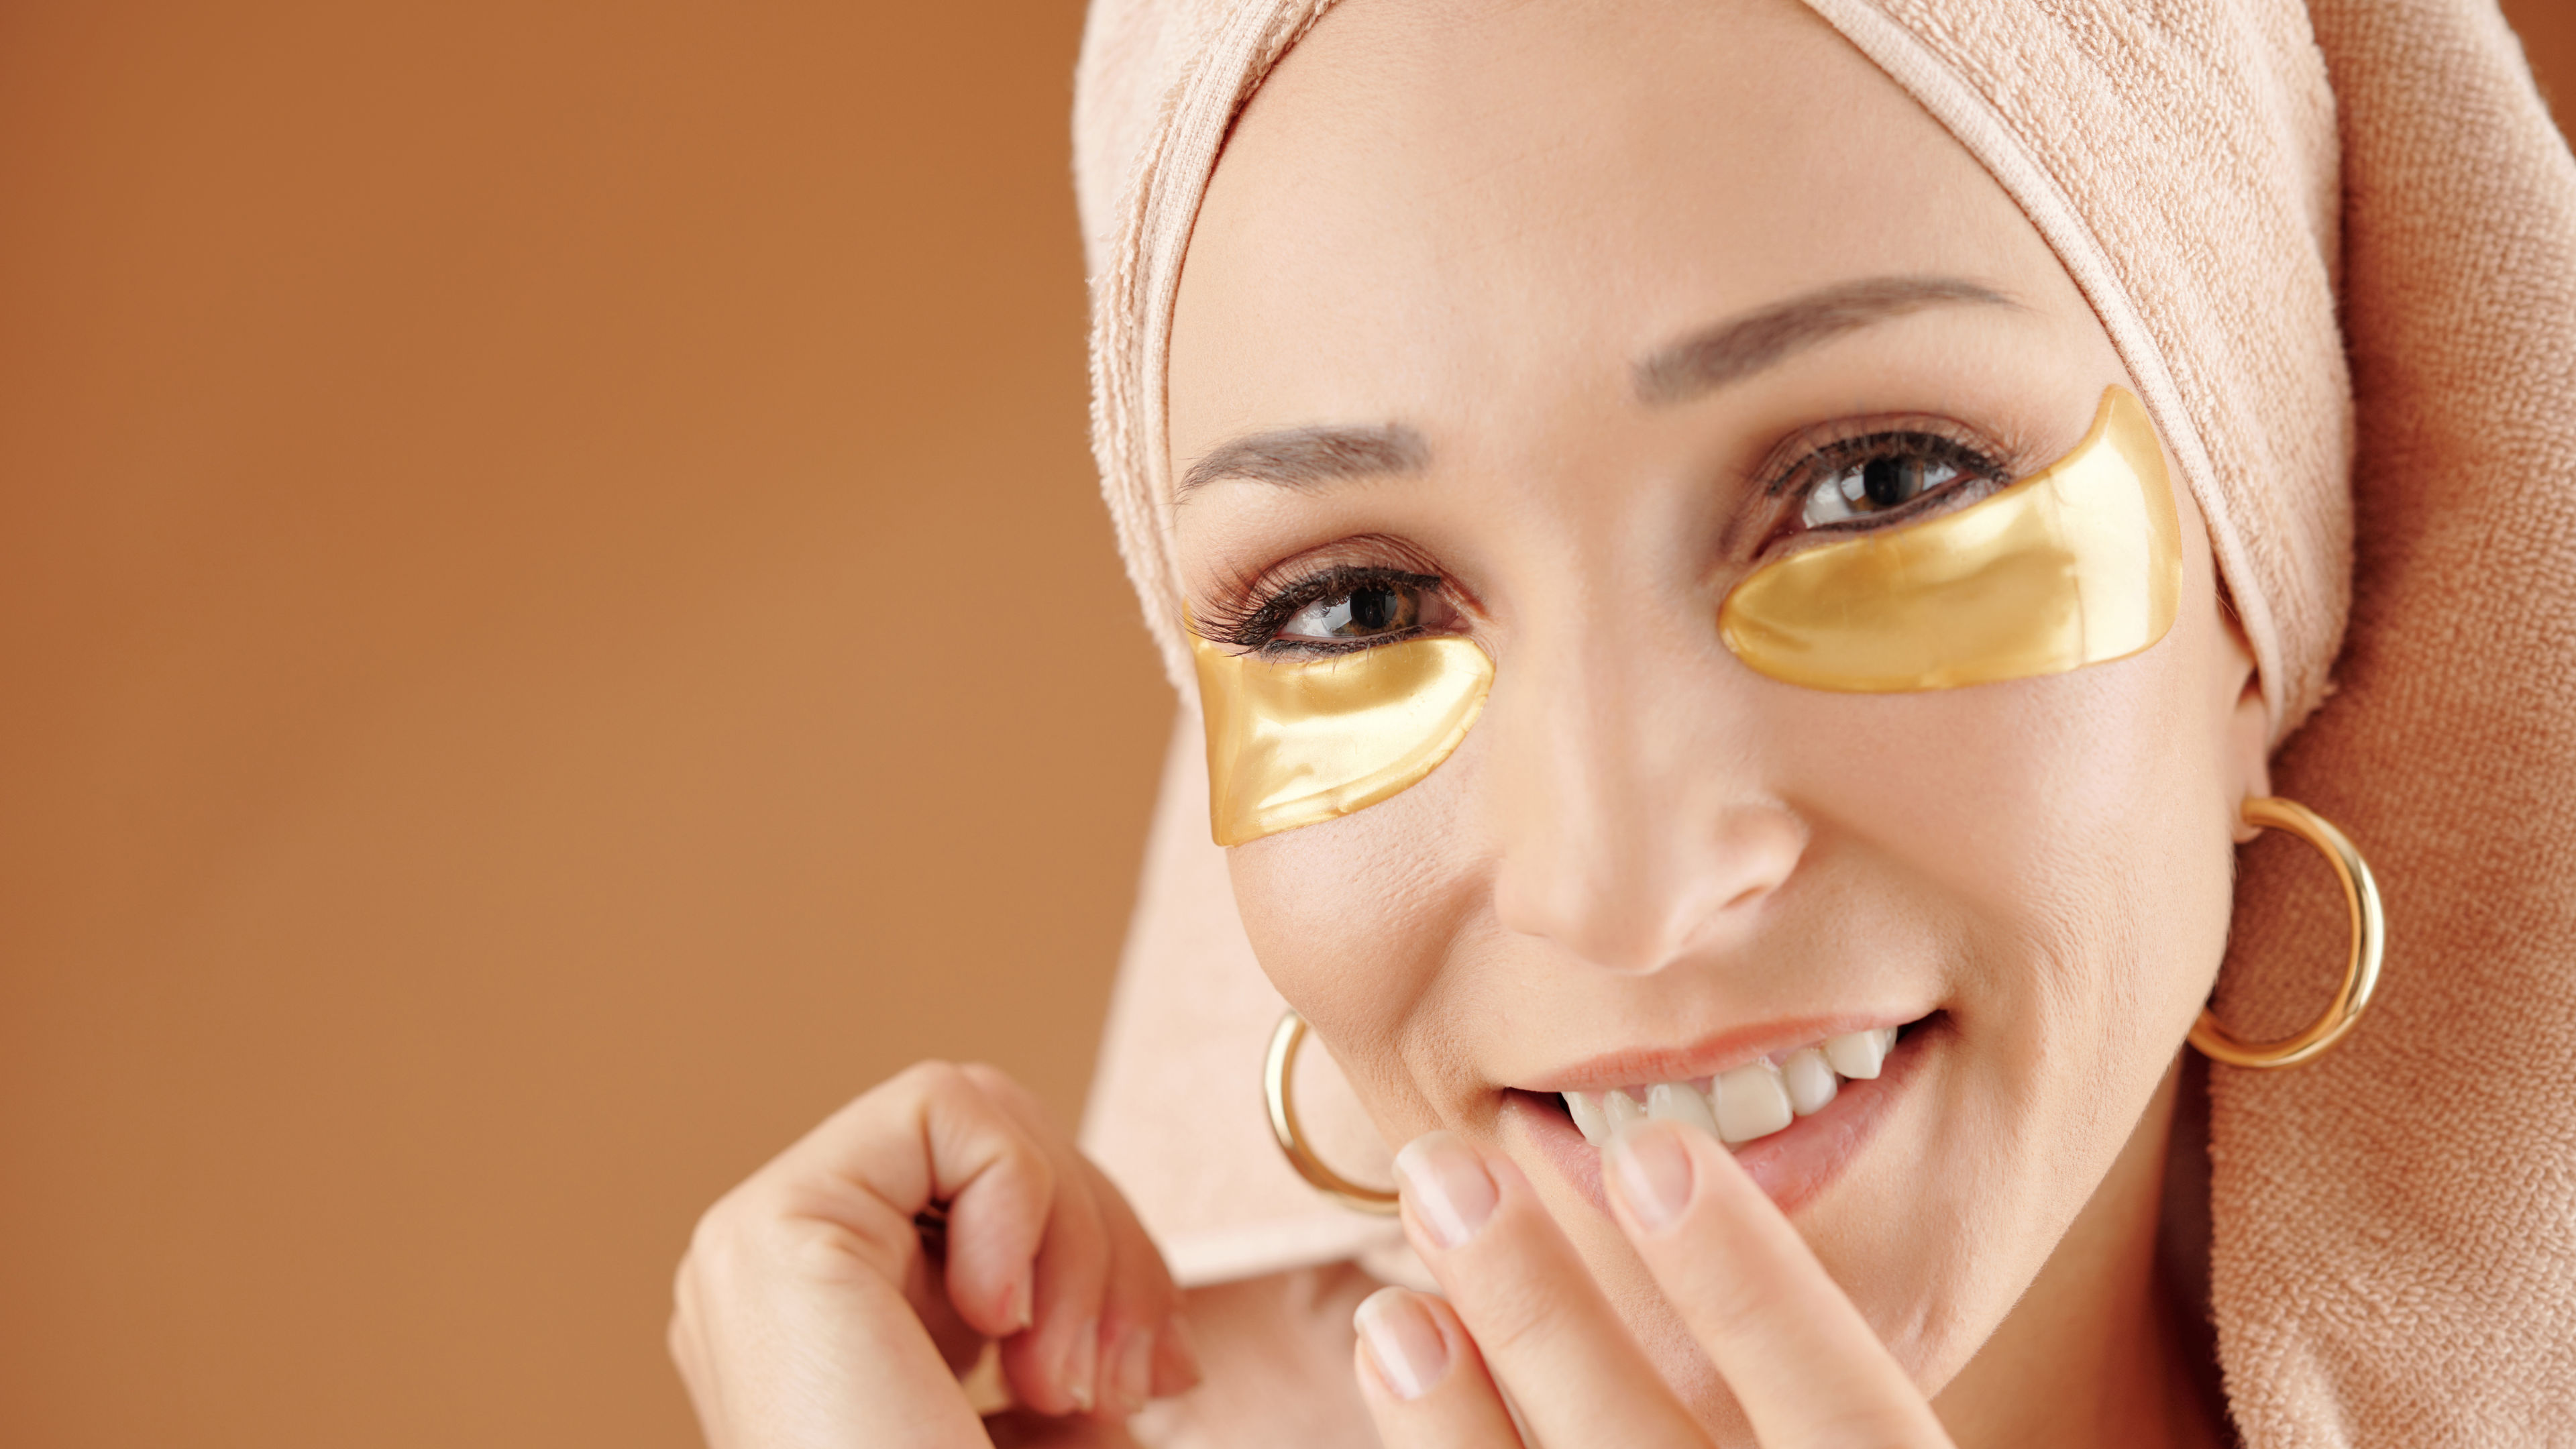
[965,1068,1138,1419]
[965,1066,1199,1414]
[1393,1131,1705,1449]
[1351,1287,1526,1448]
[674,1060,1055,1446]
[943,1068,1112,1417]
[974,1067,1200,1415]
[762,1060,1051,1340]
[1605,1119,1951,1448]
[1069,1150,1197,1412]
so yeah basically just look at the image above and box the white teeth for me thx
[1781,1046,1839,1117]
[1603,1087,1647,1133]
[1559,1025,1906,1151]
[1566,1089,1611,1146]
[1823,1029,1888,1080]
[1644,1081,1719,1136]
[1714,1061,1794,1143]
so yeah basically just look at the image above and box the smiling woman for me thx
[1157,11,2260,1440]
[666,0,2576,1445]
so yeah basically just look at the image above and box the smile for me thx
[1506,1015,1933,1215]
[1561,1026,1902,1149]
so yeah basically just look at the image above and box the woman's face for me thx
[1167,0,2267,1411]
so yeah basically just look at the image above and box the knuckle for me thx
[957,1061,1038,1114]
[663,1303,694,1370]
[885,1057,977,1108]
[681,1197,743,1275]
[1688,1265,1774,1334]
[1452,1261,1562,1359]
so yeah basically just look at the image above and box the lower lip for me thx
[1503,1024,1932,1218]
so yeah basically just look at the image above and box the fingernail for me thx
[1009,1275,1034,1334]
[1114,1328,1155,1413]
[1065,1318,1099,1411]
[1393,1132,1498,1248]
[1354,1287,1450,1401]
[1607,1119,1696,1232]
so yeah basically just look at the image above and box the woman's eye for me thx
[1800,449,1968,527]
[1279,581,1423,642]
[1789,431,2004,531]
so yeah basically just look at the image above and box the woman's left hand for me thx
[1352,1119,1954,1448]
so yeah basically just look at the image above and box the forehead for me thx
[1168,0,2082,448]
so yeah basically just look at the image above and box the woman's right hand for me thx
[669,1061,1200,1448]
[1351,1120,1955,1449]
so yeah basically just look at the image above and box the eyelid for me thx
[1189,537,1459,653]
[1263,572,1445,658]
[1744,415,2021,557]
[1754,414,2015,496]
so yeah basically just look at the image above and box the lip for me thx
[1503,1014,1938,1217]
[1512,1011,1933,1095]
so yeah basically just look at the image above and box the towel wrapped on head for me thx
[1070,1,2576,1440]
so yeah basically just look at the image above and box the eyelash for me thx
[1192,560,1446,657]
[1760,424,2012,545]
[1197,420,2019,654]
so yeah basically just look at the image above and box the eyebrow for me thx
[1635,276,2018,405]
[1177,276,2015,497]
[1176,422,1430,498]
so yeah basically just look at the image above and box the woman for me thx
[667,0,2576,1444]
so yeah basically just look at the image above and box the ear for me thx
[2219,611,2269,844]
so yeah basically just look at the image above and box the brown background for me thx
[3,3,2570,1446]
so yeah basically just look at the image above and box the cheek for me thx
[1756,651,2238,1378]
[1788,531,2239,994]
[1224,753,1485,1103]
[1796,657,2231,1040]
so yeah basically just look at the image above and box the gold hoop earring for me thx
[1264,1010,1399,1215]
[2190,796,2387,1069]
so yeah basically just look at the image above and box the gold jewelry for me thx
[2190,796,2386,1069]
[1264,1010,1399,1214]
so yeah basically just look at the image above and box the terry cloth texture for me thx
[1071,0,2576,1442]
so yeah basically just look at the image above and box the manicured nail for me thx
[1607,1119,1696,1232]
[1354,1287,1450,1401]
[1064,1318,1099,1411]
[1113,1327,1155,1413]
[1393,1132,1499,1248]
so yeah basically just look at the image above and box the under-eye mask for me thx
[1719,385,2182,693]
[1192,385,2176,845]
[1191,633,1493,847]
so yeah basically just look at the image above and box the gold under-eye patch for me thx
[1191,633,1493,847]
[1718,386,2181,692]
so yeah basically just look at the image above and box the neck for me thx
[1930,1056,2230,1449]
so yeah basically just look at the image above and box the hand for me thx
[1352,1120,1953,1448]
[669,1061,1199,1448]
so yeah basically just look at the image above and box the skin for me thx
[669,0,2271,1444]
[1169,0,2261,1441]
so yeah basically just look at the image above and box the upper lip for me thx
[1511,1010,1929,1094]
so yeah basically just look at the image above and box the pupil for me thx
[1862,455,1914,509]
[1348,586,1397,631]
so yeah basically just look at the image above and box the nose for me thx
[1486,633,1805,975]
